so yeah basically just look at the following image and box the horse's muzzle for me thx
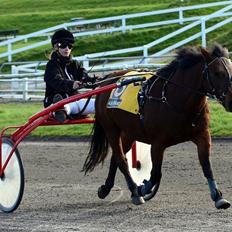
[223,93,232,112]
[221,84,232,112]
[228,101,232,112]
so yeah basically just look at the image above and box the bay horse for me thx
[83,44,232,209]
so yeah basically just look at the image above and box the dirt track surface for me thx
[0,139,232,232]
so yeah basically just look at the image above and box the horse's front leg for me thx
[98,136,134,199]
[104,128,144,205]
[114,149,145,205]
[194,133,231,209]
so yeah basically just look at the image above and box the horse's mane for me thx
[156,43,229,77]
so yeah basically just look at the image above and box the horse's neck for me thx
[149,62,206,112]
[174,62,204,91]
[173,62,206,111]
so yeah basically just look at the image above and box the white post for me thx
[122,17,126,33]
[179,9,183,25]
[23,78,29,101]
[11,66,19,92]
[83,55,89,69]
[201,18,206,48]
[7,42,12,62]
[11,78,18,93]
[11,65,18,74]
[143,46,148,64]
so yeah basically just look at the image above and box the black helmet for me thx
[51,29,74,46]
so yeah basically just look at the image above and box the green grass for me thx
[0,0,221,33]
[1,101,232,138]
[1,0,231,64]
[209,101,232,137]
[0,102,92,138]
[0,0,224,34]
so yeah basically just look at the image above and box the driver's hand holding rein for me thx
[73,81,81,90]
[43,29,95,122]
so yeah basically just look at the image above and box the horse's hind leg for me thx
[98,136,134,199]
[98,155,117,199]
[194,133,231,209]
[107,131,144,205]
[138,143,164,197]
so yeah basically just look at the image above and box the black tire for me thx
[0,138,24,213]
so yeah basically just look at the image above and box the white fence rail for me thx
[0,63,164,101]
[10,55,168,74]
[12,2,232,72]
[75,3,232,68]
[0,1,232,62]
[0,77,45,101]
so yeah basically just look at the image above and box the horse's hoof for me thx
[215,198,231,209]
[98,185,109,199]
[131,196,145,205]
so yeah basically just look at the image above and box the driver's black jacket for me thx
[43,51,92,107]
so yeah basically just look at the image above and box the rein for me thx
[88,71,153,88]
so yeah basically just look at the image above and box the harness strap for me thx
[75,96,92,116]
[202,63,216,97]
[139,67,206,120]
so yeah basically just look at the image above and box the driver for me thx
[43,29,96,122]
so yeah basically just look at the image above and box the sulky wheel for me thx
[0,138,24,213]
[126,141,160,201]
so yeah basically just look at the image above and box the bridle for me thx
[201,57,232,103]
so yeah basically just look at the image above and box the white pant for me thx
[64,98,95,115]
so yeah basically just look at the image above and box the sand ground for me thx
[0,139,232,232]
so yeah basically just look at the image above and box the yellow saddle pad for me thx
[107,71,153,114]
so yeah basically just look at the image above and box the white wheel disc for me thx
[126,142,152,185]
[0,138,24,213]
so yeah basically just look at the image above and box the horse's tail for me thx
[82,118,109,174]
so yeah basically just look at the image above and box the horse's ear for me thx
[200,47,211,62]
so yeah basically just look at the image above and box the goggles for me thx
[57,42,73,49]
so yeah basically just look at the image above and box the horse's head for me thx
[201,44,232,112]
